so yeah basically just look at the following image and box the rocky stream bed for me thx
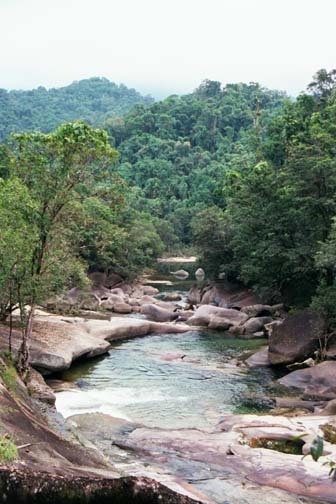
[1,263,336,503]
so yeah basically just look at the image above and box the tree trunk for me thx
[18,303,35,377]
[8,286,13,355]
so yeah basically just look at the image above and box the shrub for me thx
[0,434,18,463]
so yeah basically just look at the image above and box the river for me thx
[54,272,318,504]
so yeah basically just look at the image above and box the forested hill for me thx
[0,77,153,140]
[105,80,287,243]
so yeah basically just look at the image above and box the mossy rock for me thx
[321,423,336,444]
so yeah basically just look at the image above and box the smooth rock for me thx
[26,368,56,405]
[208,316,231,330]
[228,325,245,336]
[241,304,272,317]
[195,268,205,280]
[140,304,179,322]
[242,316,273,334]
[279,361,336,400]
[113,302,132,314]
[161,292,182,302]
[242,331,265,339]
[275,397,321,412]
[0,313,190,373]
[142,285,160,296]
[320,399,336,415]
[269,309,326,365]
[187,305,248,327]
[170,269,189,279]
[245,348,270,367]
[187,285,201,305]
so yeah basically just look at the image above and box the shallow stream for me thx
[54,270,311,504]
[56,330,276,428]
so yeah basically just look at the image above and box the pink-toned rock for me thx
[208,316,231,330]
[142,285,160,296]
[113,302,132,314]
[187,305,248,327]
[245,348,270,368]
[242,316,272,334]
[279,360,336,400]
[269,309,326,365]
[140,304,179,322]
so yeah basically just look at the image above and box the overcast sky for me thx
[1,0,335,98]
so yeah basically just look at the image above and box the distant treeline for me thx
[0,77,153,140]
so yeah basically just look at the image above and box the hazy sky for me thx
[1,0,335,98]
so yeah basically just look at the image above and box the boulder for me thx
[242,316,273,334]
[176,310,194,322]
[142,285,160,296]
[241,304,272,317]
[228,325,245,336]
[195,268,205,280]
[26,368,56,405]
[109,288,126,298]
[275,397,321,413]
[100,294,125,309]
[187,305,248,327]
[161,292,182,302]
[279,361,336,400]
[245,331,265,339]
[0,313,190,374]
[170,269,189,279]
[208,316,231,330]
[78,292,100,310]
[128,298,140,307]
[320,399,336,415]
[200,285,225,305]
[268,309,326,365]
[264,320,282,336]
[113,302,132,314]
[245,348,270,368]
[140,304,179,322]
[187,285,201,305]
[137,295,159,305]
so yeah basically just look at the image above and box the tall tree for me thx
[7,122,118,373]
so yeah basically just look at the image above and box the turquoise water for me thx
[56,329,277,429]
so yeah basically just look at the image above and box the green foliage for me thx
[309,435,336,481]
[0,177,38,320]
[0,434,18,464]
[211,71,336,307]
[0,78,153,141]
[310,435,324,461]
[191,206,233,278]
[106,81,286,243]
[0,361,17,392]
[1,123,117,318]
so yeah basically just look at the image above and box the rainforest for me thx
[1,68,336,504]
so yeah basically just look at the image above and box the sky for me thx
[0,0,335,99]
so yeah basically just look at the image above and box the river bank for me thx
[0,269,336,503]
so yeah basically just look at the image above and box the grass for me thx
[0,434,18,464]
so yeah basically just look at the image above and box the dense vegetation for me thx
[1,69,336,364]
[106,80,286,243]
[0,77,153,141]
[0,122,165,371]
[193,69,336,321]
